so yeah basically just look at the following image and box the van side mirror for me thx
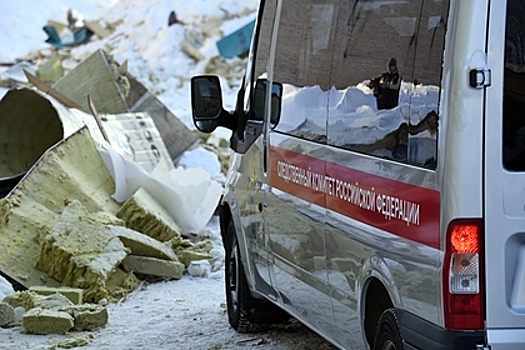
[191,75,231,133]
[253,79,283,129]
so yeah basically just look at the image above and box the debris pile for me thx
[0,49,222,336]
[0,2,258,338]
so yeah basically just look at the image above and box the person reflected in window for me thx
[368,57,402,110]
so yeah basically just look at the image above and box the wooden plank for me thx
[23,70,81,109]
[84,20,112,39]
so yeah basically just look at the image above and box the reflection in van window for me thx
[503,0,525,171]
[368,57,402,111]
[242,0,276,123]
[272,1,335,143]
[326,0,448,169]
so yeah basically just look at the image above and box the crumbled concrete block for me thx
[35,200,130,302]
[29,286,84,305]
[63,304,108,331]
[3,291,39,310]
[3,291,73,313]
[175,249,213,268]
[34,293,73,310]
[121,255,184,280]
[111,225,178,261]
[0,127,121,290]
[0,302,15,327]
[104,269,140,302]
[117,187,182,242]
[54,334,94,348]
[22,308,74,335]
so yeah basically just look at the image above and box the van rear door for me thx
[485,0,525,347]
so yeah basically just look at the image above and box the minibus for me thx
[190,0,525,349]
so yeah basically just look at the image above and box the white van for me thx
[190,0,525,349]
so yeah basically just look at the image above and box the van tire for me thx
[373,309,404,350]
[224,218,288,332]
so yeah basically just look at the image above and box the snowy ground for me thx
[0,217,336,350]
[0,1,338,349]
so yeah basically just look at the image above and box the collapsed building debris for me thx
[0,116,218,333]
[50,49,199,162]
[3,290,108,334]
[116,187,183,242]
[0,49,223,336]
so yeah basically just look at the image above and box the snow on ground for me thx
[0,1,336,349]
[0,218,336,350]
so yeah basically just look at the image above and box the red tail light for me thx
[443,219,485,330]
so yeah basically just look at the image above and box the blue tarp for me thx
[216,19,255,59]
[43,25,93,49]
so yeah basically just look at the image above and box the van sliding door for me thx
[266,0,335,337]
[325,0,446,347]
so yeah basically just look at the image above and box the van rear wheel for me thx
[373,309,404,350]
[224,218,288,332]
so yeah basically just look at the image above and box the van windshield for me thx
[503,0,525,171]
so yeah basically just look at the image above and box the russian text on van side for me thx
[276,161,420,226]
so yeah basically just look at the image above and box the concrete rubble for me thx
[0,49,224,336]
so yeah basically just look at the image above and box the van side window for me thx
[272,1,337,143]
[503,0,525,171]
[244,0,277,122]
[327,0,449,169]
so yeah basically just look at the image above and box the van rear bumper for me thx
[397,309,485,350]
[486,329,525,350]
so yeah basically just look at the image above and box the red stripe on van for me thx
[270,146,440,249]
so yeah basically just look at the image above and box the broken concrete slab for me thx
[124,70,199,162]
[101,112,174,173]
[0,83,220,304]
[3,291,72,314]
[33,293,74,311]
[176,249,213,268]
[22,308,74,335]
[2,291,41,311]
[111,225,178,261]
[0,127,120,290]
[121,255,185,280]
[0,302,15,327]
[51,49,198,161]
[103,268,139,302]
[172,239,214,268]
[36,200,130,303]
[3,289,109,333]
[29,286,84,305]
[117,187,182,242]
[52,49,129,114]
[65,304,108,331]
